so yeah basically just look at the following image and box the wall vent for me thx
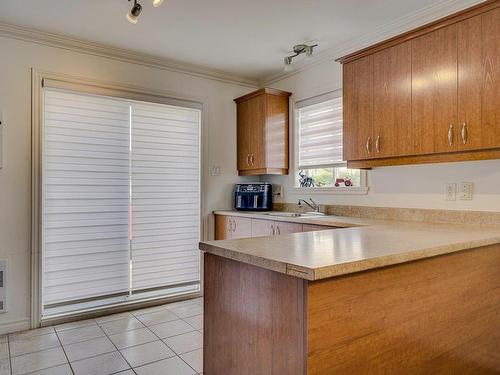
[0,261,6,313]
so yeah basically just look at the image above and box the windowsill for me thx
[289,186,369,195]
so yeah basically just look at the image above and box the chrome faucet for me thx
[297,198,320,213]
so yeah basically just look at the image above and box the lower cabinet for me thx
[251,219,274,237]
[273,221,303,235]
[215,215,252,240]
[215,214,328,240]
[251,219,304,237]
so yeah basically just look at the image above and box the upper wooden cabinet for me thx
[412,25,458,155]
[339,1,500,168]
[234,88,291,176]
[343,55,373,161]
[373,41,412,158]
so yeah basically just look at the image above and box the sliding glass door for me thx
[130,101,201,293]
[41,87,201,317]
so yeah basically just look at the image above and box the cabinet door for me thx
[372,42,412,157]
[412,25,458,154]
[457,15,483,151]
[264,94,289,170]
[215,215,231,240]
[343,55,374,160]
[251,219,273,237]
[237,95,265,171]
[274,222,303,235]
[481,7,500,149]
[231,217,252,239]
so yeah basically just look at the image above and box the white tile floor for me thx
[1,298,203,375]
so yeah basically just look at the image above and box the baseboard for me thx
[0,317,30,335]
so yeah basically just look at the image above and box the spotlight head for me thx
[152,0,164,7]
[284,56,293,72]
[127,1,142,24]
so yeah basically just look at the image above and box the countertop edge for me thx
[212,210,366,228]
[200,236,500,281]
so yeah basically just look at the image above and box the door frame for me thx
[31,69,208,328]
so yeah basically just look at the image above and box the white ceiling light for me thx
[152,0,164,7]
[283,43,318,71]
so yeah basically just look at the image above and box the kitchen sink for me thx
[262,211,325,218]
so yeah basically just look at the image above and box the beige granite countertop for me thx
[199,210,500,280]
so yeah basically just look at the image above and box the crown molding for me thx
[0,21,259,88]
[260,0,485,86]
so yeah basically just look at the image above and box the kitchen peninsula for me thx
[199,211,500,374]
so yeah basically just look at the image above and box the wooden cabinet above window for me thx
[338,1,500,168]
[234,88,291,176]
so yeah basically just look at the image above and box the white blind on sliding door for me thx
[131,102,201,291]
[43,89,131,306]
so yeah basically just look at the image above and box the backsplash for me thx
[273,203,500,226]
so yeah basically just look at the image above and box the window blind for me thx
[43,89,131,306]
[42,87,201,310]
[297,93,344,169]
[131,102,201,292]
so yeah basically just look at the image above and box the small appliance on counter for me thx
[234,183,272,211]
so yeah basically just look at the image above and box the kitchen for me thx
[0,0,498,374]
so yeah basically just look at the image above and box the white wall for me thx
[265,60,500,212]
[0,35,256,333]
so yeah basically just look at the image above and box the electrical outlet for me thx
[270,184,283,203]
[272,184,283,198]
[444,183,456,201]
[459,182,473,200]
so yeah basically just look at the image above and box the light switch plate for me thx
[444,183,456,201]
[459,182,473,200]
[210,165,221,176]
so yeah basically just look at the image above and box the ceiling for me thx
[0,0,482,82]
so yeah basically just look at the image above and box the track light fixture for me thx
[284,43,318,71]
[126,0,164,24]
[126,0,142,24]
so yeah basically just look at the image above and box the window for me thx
[42,84,201,316]
[295,91,362,189]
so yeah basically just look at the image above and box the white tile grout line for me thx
[137,313,202,374]
[7,336,12,375]
[103,326,135,375]
[54,326,76,375]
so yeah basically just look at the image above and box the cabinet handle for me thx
[232,219,236,232]
[448,124,454,146]
[246,154,250,166]
[228,219,233,233]
[251,154,255,166]
[461,122,468,145]
[270,224,275,235]
[366,136,372,154]
[276,225,280,235]
[375,134,381,153]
